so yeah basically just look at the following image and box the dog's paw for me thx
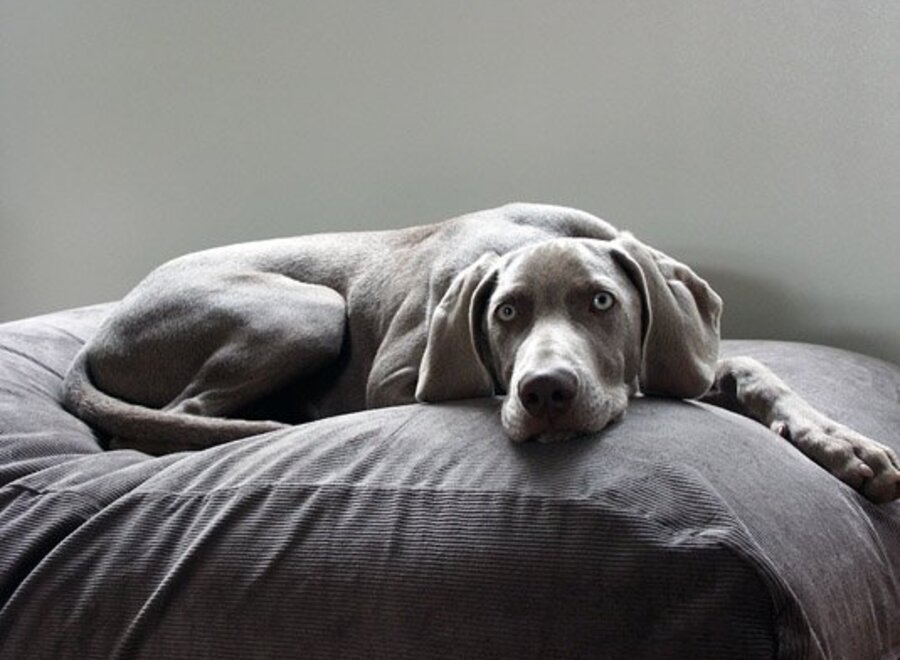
[773,416,900,504]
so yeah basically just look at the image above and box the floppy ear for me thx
[611,233,723,399]
[415,253,499,402]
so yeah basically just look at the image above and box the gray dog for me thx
[63,203,900,503]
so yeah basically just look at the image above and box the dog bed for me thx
[1,304,898,659]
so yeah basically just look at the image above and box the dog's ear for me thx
[610,233,722,399]
[416,252,499,402]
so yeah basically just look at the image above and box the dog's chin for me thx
[533,429,586,444]
[501,399,626,443]
[504,422,600,444]
[502,410,618,444]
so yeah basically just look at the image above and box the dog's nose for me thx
[518,368,578,419]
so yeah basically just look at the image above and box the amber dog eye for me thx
[496,303,517,322]
[591,291,615,311]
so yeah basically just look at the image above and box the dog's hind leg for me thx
[77,271,348,452]
[702,356,900,503]
[160,273,348,419]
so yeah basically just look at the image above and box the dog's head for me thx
[415,235,722,442]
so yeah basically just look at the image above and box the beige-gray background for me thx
[2,1,898,364]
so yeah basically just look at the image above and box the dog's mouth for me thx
[501,394,624,443]
[532,428,588,444]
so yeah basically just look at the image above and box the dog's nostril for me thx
[518,368,578,418]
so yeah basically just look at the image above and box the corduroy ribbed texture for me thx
[1,305,898,659]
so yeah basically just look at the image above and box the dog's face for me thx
[415,235,722,443]
[480,240,645,442]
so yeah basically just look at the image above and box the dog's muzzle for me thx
[516,367,579,420]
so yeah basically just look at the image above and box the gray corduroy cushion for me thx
[1,305,898,659]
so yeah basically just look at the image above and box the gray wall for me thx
[2,1,898,364]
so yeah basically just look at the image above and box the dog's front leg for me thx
[702,356,900,503]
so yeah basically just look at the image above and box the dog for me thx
[63,203,900,503]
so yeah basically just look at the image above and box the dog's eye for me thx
[591,291,615,311]
[496,303,517,322]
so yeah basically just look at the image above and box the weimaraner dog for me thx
[64,203,900,503]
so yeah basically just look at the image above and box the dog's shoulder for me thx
[491,202,619,240]
[412,203,616,242]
